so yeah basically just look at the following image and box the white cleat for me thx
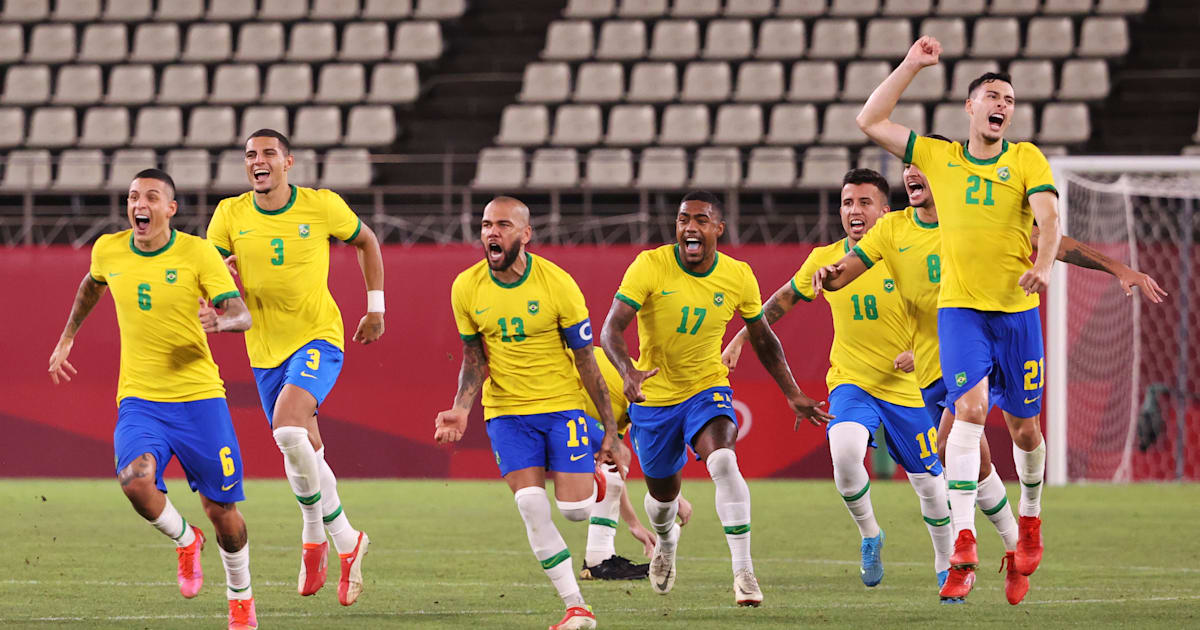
[734,568,763,607]
[649,523,679,595]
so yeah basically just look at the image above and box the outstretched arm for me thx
[573,345,624,468]
[1034,226,1168,303]
[434,336,487,443]
[601,299,658,404]
[858,37,942,158]
[743,317,833,428]
[815,251,870,294]
[348,224,385,344]
[48,274,108,384]
[722,281,802,372]
[198,296,252,333]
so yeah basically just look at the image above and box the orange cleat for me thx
[949,529,978,569]
[299,541,328,596]
[1015,516,1043,576]
[337,531,370,606]
[939,567,976,602]
[228,597,258,630]
[549,605,596,630]
[1001,551,1029,605]
[176,525,205,599]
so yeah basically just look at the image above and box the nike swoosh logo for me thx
[947,162,961,168]
[238,229,253,235]
[1024,396,1040,404]
[898,246,911,253]
[569,453,588,462]
[108,272,121,277]
[661,290,677,296]
[474,307,491,314]
[925,462,936,471]
[301,371,318,379]
[656,571,672,592]
[221,480,240,491]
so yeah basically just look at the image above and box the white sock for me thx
[149,497,196,547]
[220,543,252,600]
[514,486,584,608]
[273,426,325,544]
[907,472,952,573]
[1013,440,1046,517]
[829,423,880,539]
[556,487,596,523]
[976,465,1018,551]
[585,467,624,566]
[643,492,680,551]
[945,421,985,535]
[706,448,753,574]
[316,447,360,554]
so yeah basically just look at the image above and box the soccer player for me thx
[206,129,383,606]
[724,170,954,592]
[434,196,623,630]
[47,169,259,630]
[816,154,1167,604]
[602,191,831,607]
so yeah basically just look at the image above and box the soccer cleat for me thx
[733,568,763,607]
[549,605,596,630]
[592,463,607,504]
[949,529,978,569]
[579,554,648,581]
[228,597,258,630]
[648,523,679,595]
[1015,516,1043,576]
[298,541,329,596]
[1001,551,1030,605]
[936,569,949,589]
[337,531,369,606]
[859,530,884,587]
[176,525,205,599]
[938,567,975,602]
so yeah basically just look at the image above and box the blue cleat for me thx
[937,570,949,588]
[860,530,885,587]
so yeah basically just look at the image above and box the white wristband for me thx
[367,290,385,314]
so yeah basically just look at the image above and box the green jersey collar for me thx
[673,244,719,277]
[129,228,177,257]
[489,251,533,288]
[963,139,1009,166]
[253,185,297,216]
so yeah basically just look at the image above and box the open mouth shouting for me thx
[987,112,1006,133]
[683,237,702,255]
[252,168,270,186]
[847,217,866,237]
[486,240,504,265]
[133,212,151,235]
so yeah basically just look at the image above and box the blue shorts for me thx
[938,307,1044,418]
[252,339,343,427]
[920,378,950,426]
[827,384,942,475]
[485,409,597,477]
[114,397,245,503]
[628,386,737,479]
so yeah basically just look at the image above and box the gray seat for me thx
[950,60,1000,98]
[340,22,389,61]
[809,19,859,59]
[363,0,413,18]
[725,0,774,16]
[931,101,969,141]
[26,24,76,64]
[1078,17,1129,57]
[52,65,103,105]
[259,0,309,20]
[857,145,904,188]
[1024,17,1074,59]
[293,106,343,148]
[367,63,420,104]
[213,149,251,191]
[287,22,337,62]
[393,21,443,61]
[1096,0,1148,14]
[131,106,184,147]
[155,0,204,20]
[164,149,212,191]
[584,148,633,188]
[703,19,753,60]
[649,20,699,60]
[777,0,829,15]
[527,148,579,188]
[618,0,668,17]
[755,19,805,60]
[636,147,687,188]
[605,105,656,146]
[573,63,624,103]
[1007,103,1035,142]
[0,24,23,64]
[262,64,312,104]
[1,65,50,105]
[882,0,932,16]
[863,18,912,59]
[595,20,646,60]
[565,0,615,18]
[798,146,851,189]
[658,104,709,146]
[830,0,880,16]
[918,18,966,58]
[989,0,1038,14]
[311,0,362,19]
[27,107,77,148]
[1057,59,1110,101]
[1043,0,1094,14]
[78,106,130,147]
[235,23,285,63]
[1038,103,1090,144]
[681,62,731,103]
[322,148,373,189]
[820,103,869,145]
[712,104,763,145]
[103,0,152,21]
[0,150,52,190]
[108,149,158,191]
[2,0,49,22]
[902,64,946,102]
[182,24,232,63]
[628,62,678,102]
[413,0,467,19]
[240,106,290,140]
[210,65,261,105]
[550,104,603,146]
[787,61,838,102]
[53,149,105,190]
[473,147,525,189]
[518,62,571,103]
[315,63,367,104]
[345,105,397,147]
[496,105,550,146]
[734,62,784,102]
[158,64,208,105]
[79,23,128,63]
[969,18,1019,58]
[765,103,817,145]
[1008,60,1054,102]
[130,24,180,63]
[744,147,796,188]
[841,61,891,101]
[690,147,741,189]
[0,107,25,148]
[542,21,593,60]
[936,0,984,15]
[185,106,237,148]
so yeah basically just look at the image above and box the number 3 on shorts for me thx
[306,348,320,370]
[219,446,235,476]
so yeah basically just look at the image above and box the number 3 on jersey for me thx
[270,238,284,265]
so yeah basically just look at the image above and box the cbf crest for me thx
[997,166,1011,182]
[713,292,725,306]
[298,223,310,238]
[165,269,177,284]
[883,279,895,293]
[527,300,540,315]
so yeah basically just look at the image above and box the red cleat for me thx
[939,567,976,601]
[176,525,205,599]
[228,597,258,630]
[949,529,978,569]
[593,463,607,504]
[298,541,328,596]
[549,605,596,630]
[337,531,369,606]
[1001,551,1029,605]
[1015,516,1043,576]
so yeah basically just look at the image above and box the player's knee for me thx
[515,486,552,524]
[273,425,309,451]
[117,454,157,497]
[1010,421,1041,450]
[556,492,596,522]
[705,447,739,481]
[906,472,940,501]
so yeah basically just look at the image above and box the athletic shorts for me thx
[628,386,737,479]
[485,409,596,477]
[827,384,942,476]
[938,307,1044,419]
[920,378,950,426]
[114,397,245,503]
[252,339,343,427]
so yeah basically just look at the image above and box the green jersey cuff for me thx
[742,310,764,323]
[904,130,917,164]
[341,219,363,243]
[213,245,232,257]
[789,277,813,302]
[852,245,875,269]
[459,332,480,342]
[614,292,641,311]
[211,290,240,307]
[1026,184,1058,198]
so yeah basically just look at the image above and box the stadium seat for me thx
[882,0,932,16]
[573,63,625,103]
[414,0,467,19]
[649,20,700,60]
[765,103,818,145]
[78,24,127,63]
[690,147,741,188]
[950,60,1000,98]
[27,107,77,148]
[628,62,678,102]
[182,24,233,63]
[618,0,668,17]
[214,149,251,191]
[901,64,946,101]
[155,0,203,20]
[185,106,237,148]
[284,148,319,187]
[734,62,785,102]
[104,0,151,20]
[787,61,839,102]
[164,149,212,191]
[53,149,105,190]
[519,62,571,103]
[842,61,891,101]
[473,147,525,189]
[345,105,397,146]
[970,18,1019,58]
[857,145,903,187]
[130,24,180,63]
[1096,0,1148,14]
[322,148,373,188]
[777,0,829,15]
[935,0,984,15]
[108,149,158,191]
[918,18,966,58]
[1038,103,1090,144]
[989,0,1038,14]
[211,65,262,105]
[1024,17,1074,59]
[235,23,285,62]
[596,21,646,60]
[105,65,157,105]
[703,20,754,60]
[78,106,130,147]
[263,64,313,104]
[673,0,720,17]
[288,22,337,62]
[0,150,52,190]
[830,0,880,16]
[496,105,550,146]
[584,148,633,188]
[158,64,208,105]
[894,103,927,135]
[1007,103,1035,141]
[565,0,615,18]
[363,0,412,18]
[0,107,24,148]
[550,104,603,146]
[315,63,367,104]
[659,104,710,145]
[605,104,656,145]
[863,18,913,59]
[2,0,49,22]
[931,102,968,140]
[52,65,103,105]
[712,104,764,145]
[0,25,22,64]
[393,21,444,61]
[1,65,49,106]
[311,0,363,20]
[1058,59,1110,101]
[293,106,343,147]
[542,21,593,60]
[755,19,805,59]
[1078,17,1129,57]
[240,106,290,140]
[820,103,869,144]
[726,0,773,15]
[341,22,389,61]
[636,147,687,188]
[131,106,184,147]
[799,146,851,189]
[367,63,420,103]
[260,0,309,20]
[744,147,797,188]
[1008,60,1054,102]
[26,24,75,64]
[527,148,580,188]
[681,62,732,103]
[809,19,859,59]
[1043,0,1093,13]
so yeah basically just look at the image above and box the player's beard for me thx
[488,239,523,272]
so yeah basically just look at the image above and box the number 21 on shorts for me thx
[1023,358,1044,390]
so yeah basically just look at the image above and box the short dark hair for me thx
[842,168,890,201]
[967,71,1013,98]
[680,190,724,219]
[247,128,291,154]
[132,168,176,197]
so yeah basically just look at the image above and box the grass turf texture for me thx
[2,479,1198,629]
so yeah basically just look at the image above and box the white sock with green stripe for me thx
[976,465,1018,551]
[707,448,753,574]
[316,447,360,554]
[644,493,680,550]
[1013,440,1046,517]
[514,486,584,608]
[273,426,324,544]
[945,421,985,534]
[830,422,880,538]
[585,467,624,566]
[220,544,252,600]
[907,471,952,573]
[150,496,195,547]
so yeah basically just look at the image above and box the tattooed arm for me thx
[1033,226,1169,303]
[48,274,108,384]
[721,282,801,372]
[434,336,488,443]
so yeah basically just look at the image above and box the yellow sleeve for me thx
[553,269,590,329]
[323,190,363,243]
[903,131,947,172]
[614,251,654,311]
[206,201,232,257]
[87,237,107,284]
[1021,144,1058,198]
[853,216,891,268]
[450,274,479,341]
[738,263,764,322]
[198,240,241,306]
[788,250,823,303]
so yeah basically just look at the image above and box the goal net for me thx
[1047,157,1200,484]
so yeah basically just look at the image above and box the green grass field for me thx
[2,479,1198,629]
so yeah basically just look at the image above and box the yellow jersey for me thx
[615,244,764,406]
[853,207,944,389]
[904,132,1057,313]
[580,346,631,436]
[88,229,240,404]
[206,185,363,368]
[451,252,592,420]
[793,238,922,407]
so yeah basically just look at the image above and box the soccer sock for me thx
[706,448,753,574]
[315,447,360,555]
[585,467,624,566]
[149,496,196,547]
[514,486,585,608]
[907,471,952,573]
[945,421,985,535]
[273,426,325,544]
[1013,440,1046,518]
[220,543,252,601]
[829,422,880,539]
[976,464,1018,551]
[643,492,680,550]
